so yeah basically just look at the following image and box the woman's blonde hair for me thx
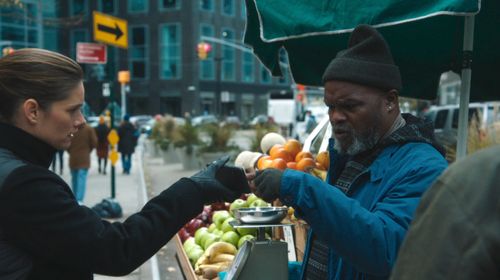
[0,48,83,122]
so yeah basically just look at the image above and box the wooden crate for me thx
[173,234,199,280]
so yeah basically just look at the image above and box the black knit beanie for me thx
[322,24,402,91]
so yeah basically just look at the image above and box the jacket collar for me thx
[0,123,55,168]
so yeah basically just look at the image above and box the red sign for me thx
[76,42,107,64]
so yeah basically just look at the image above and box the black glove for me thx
[254,168,283,202]
[189,156,249,204]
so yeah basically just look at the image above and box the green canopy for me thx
[244,0,499,102]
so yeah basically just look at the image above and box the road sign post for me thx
[118,71,130,119]
[93,11,128,49]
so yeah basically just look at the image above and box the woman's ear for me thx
[23,99,40,124]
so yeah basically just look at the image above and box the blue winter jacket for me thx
[280,140,448,280]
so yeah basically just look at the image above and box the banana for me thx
[196,261,232,276]
[310,168,327,181]
[211,253,235,263]
[205,242,237,261]
[194,253,210,271]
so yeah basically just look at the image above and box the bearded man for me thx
[251,24,448,280]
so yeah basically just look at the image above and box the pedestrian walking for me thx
[51,149,64,175]
[94,115,110,174]
[117,114,138,174]
[0,48,247,279]
[67,122,97,204]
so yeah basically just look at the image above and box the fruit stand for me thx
[174,128,331,279]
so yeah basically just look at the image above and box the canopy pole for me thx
[456,16,475,160]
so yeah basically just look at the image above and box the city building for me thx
[0,0,293,121]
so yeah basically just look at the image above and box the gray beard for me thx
[333,127,381,156]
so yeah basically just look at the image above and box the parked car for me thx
[249,115,269,126]
[423,102,500,147]
[191,115,218,126]
[223,116,241,127]
[142,116,186,135]
[130,115,153,133]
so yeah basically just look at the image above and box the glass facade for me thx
[159,23,181,79]
[200,0,213,11]
[159,0,180,10]
[199,24,214,80]
[242,52,254,83]
[128,0,148,13]
[99,0,117,14]
[70,29,88,59]
[221,28,235,81]
[0,2,40,49]
[261,65,271,84]
[129,25,148,79]
[222,0,234,16]
[70,0,87,17]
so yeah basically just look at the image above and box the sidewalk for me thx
[58,138,158,280]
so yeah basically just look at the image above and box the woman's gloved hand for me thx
[254,168,283,202]
[189,156,250,204]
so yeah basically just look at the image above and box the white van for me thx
[424,102,500,147]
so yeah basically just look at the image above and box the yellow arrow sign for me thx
[107,129,120,146]
[93,11,128,49]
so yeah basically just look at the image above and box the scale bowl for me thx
[233,207,288,224]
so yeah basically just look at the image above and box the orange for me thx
[284,139,302,158]
[286,161,298,170]
[270,158,287,170]
[268,144,284,157]
[257,155,272,170]
[315,151,330,170]
[296,157,316,172]
[295,151,314,163]
[271,148,293,163]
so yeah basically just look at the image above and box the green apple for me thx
[212,210,231,229]
[236,227,257,236]
[250,199,270,208]
[199,232,214,248]
[221,217,236,233]
[207,223,217,233]
[237,234,255,249]
[246,193,259,205]
[212,229,224,237]
[186,243,203,255]
[183,237,196,252]
[221,231,240,247]
[229,199,248,215]
[194,227,209,245]
[186,247,204,266]
[203,233,221,250]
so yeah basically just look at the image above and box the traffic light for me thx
[197,42,212,60]
[2,47,14,57]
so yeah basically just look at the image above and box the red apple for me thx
[178,227,191,243]
[185,218,203,236]
[211,202,226,211]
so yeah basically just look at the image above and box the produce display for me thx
[179,195,271,279]
[176,132,330,279]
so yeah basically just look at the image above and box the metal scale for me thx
[225,207,292,280]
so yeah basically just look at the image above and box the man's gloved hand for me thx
[189,155,248,204]
[254,168,283,202]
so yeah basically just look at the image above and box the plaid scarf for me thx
[304,114,443,279]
